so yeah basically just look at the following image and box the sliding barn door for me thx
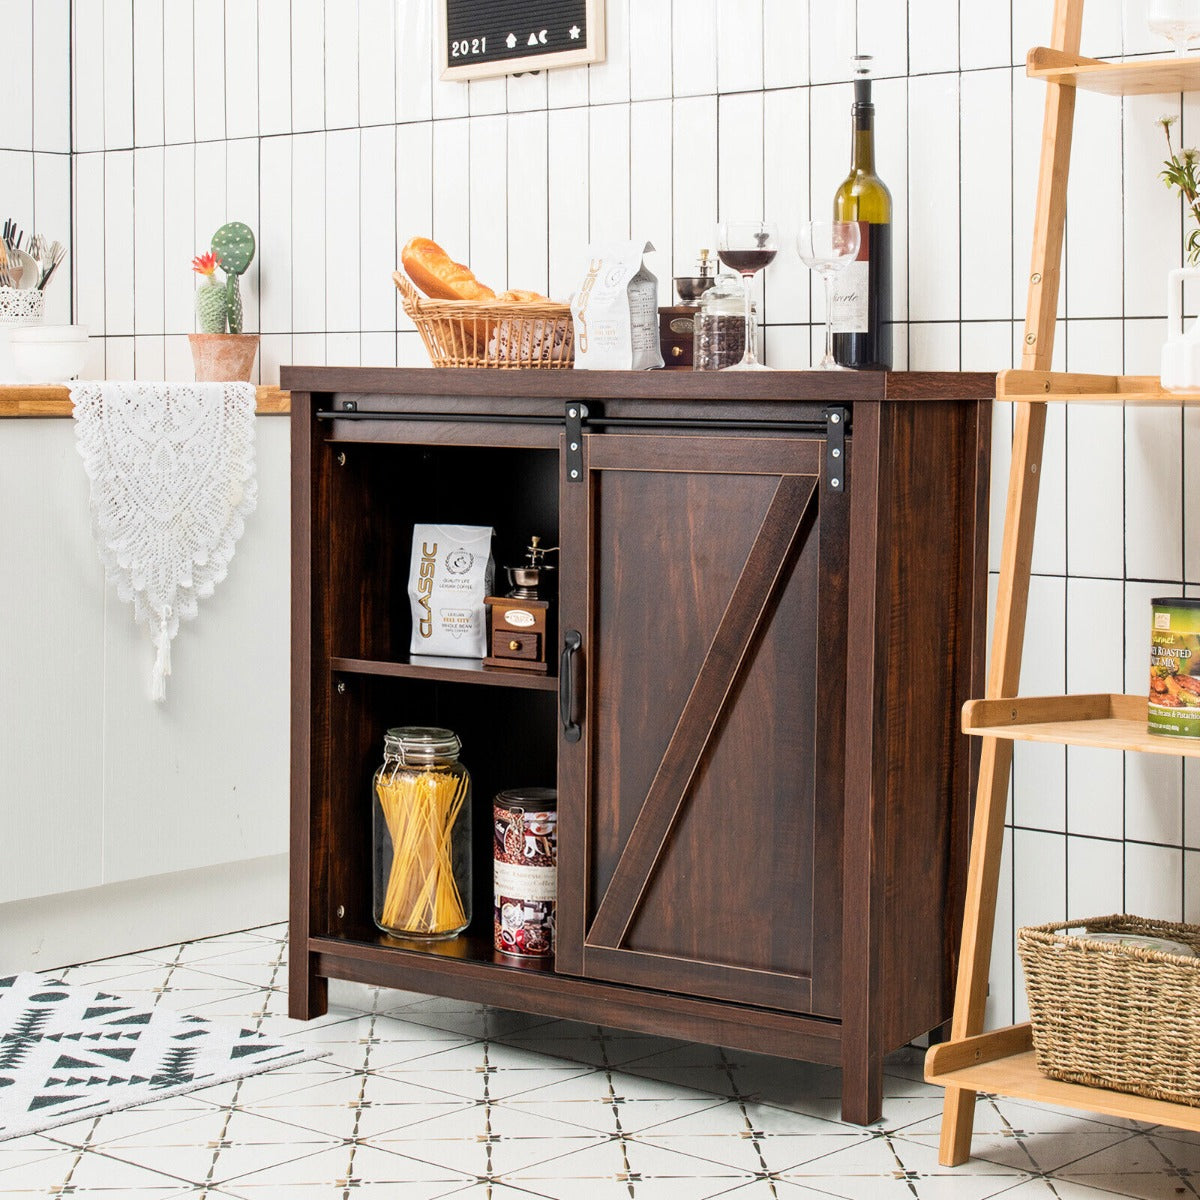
[556,431,849,1017]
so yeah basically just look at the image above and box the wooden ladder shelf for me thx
[926,0,1200,1164]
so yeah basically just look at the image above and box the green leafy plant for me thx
[1160,115,1200,265]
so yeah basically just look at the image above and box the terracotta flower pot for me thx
[188,333,259,383]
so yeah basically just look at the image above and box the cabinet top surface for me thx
[280,366,995,404]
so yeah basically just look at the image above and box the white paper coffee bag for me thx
[409,524,494,658]
[570,241,665,370]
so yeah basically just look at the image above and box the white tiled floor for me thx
[5,925,1200,1198]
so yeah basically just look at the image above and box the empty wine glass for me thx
[715,220,778,370]
[797,220,862,370]
[1148,0,1200,54]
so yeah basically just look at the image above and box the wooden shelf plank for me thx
[331,654,558,692]
[1028,45,1200,95]
[998,369,1200,405]
[962,693,1200,756]
[926,1025,1200,1132]
[0,383,290,417]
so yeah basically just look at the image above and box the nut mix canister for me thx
[493,788,557,958]
[1149,597,1200,737]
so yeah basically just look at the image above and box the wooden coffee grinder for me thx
[484,536,556,673]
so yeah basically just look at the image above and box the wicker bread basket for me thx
[1018,914,1200,1105]
[394,272,574,368]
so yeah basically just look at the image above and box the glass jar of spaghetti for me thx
[372,726,472,940]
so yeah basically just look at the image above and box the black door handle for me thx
[559,630,582,743]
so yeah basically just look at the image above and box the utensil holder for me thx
[0,287,45,382]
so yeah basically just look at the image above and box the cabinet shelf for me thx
[962,693,1200,756]
[1027,46,1200,95]
[331,655,557,692]
[926,1024,1200,1131]
[997,370,1200,406]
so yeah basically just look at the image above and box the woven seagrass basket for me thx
[1018,914,1200,1105]
[394,272,574,368]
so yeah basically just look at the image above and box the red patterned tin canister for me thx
[493,788,557,958]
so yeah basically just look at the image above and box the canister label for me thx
[1149,599,1200,737]
[493,799,557,957]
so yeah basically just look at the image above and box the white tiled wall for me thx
[9,0,1200,1029]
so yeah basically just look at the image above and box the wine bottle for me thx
[831,59,893,369]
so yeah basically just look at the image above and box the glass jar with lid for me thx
[693,274,754,371]
[372,726,472,939]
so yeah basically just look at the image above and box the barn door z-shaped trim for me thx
[585,471,819,952]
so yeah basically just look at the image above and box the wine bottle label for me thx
[830,221,869,335]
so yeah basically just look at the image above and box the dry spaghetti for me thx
[372,727,471,939]
[376,768,469,935]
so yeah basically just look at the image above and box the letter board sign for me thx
[439,0,605,81]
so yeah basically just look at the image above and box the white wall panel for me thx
[257,0,291,137]
[324,0,359,130]
[397,0,435,123]
[395,122,433,331]
[162,143,196,334]
[74,0,106,154]
[73,153,107,336]
[325,129,360,333]
[960,70,1011,322]
[360,125,398,331]
[589,0,630,107]
[162,0,195,146]
[225,0,260,142]
[960,0,1010,71]
[133,147,164,336]
[226,137,261,334]
[717,0,763,95]
[908,0,956,76]
[588,104,630,246]
[547,108,589,301]
[290,0,325,134]
[629,99,672,303]
[468,114,509,290]
[507,111,550,295]
[671,97,716,293]
[258,135,292,336]
[671,0,716,97]
[358,0,396,128]
[431,118,471,268]
[33,0,71,152]
[291,132,326,332]
[33,152,72,326]
[103,151,135,336]
[0,0,34,151]
[103,0,134,149]
[132,0,164,148]
[630,0,671,101]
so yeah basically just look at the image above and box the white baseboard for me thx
[0,854,288,973]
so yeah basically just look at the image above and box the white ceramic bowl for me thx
[9,324,90,383]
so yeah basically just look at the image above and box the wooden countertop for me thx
[0,384,291,417]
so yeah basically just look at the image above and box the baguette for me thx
[401,236,496,301]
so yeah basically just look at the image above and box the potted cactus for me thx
[188,222,258,382]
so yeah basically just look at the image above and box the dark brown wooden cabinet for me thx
[282,365,993,1125]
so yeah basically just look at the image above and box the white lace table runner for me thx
[71,381,258,701]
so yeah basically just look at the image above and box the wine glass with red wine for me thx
[715,220,778,370]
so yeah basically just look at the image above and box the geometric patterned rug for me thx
[0,972,324,1141]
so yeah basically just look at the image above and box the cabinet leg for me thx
[939,1085,978,1166]
[840,1051,883,1126]
[287,951,327,1020]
